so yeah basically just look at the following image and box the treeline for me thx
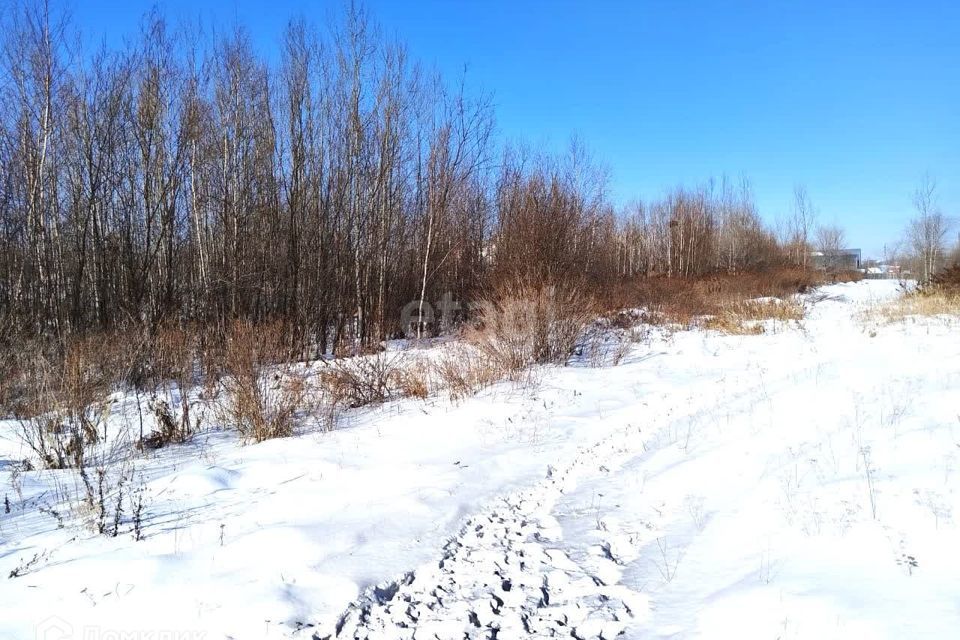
[1,1,798,355]
[616,177,782,278]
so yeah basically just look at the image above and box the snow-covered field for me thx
[2,280,959,640]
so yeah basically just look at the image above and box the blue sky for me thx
[71,0,960,258]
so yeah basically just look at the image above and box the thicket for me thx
[0,1,860,440]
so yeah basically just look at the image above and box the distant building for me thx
[864,263,902,279]
[811,248,861,271]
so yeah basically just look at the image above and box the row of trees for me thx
[616,176,782,278]
[0,2,949,356]
[0,3,502,352]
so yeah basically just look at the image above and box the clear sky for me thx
[69,0,960,258]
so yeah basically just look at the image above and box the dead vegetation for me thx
[927,263,960,295]
[606,268,842,325]
[702,299,805,335]
[863,267,960,324]
[466,281,596,376]
[12,337,116,471]
[2,335,149,538]
[140,325,204,449]
[0,268,829,458]
[433,346,504,401]
[319,353,409,409]
[878,293,960,321]
[0,261,846,490]
[218,321,307,443]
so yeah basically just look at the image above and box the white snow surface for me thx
[2,280,959,639]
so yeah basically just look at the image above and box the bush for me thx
[433,346,504,400]
[4,336,143,537]
[468,281,595,375]
[825,269,864,284]
[14,338,116,470]
[390,365,432,400]
[926,263,960,294]
[219,320,305,442]
[603,268,818,326]
[320,353,405,408]
[581,320,646,366]
[139,325,203,449]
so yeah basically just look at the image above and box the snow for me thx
[2,279,959,639]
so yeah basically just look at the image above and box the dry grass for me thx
[468,281,595,375]
[862,266,960,325]
[433,346,504,400]
[2,266,853,457]
[730,299,805,322]
[5,336,138,535]
[581,321,648,366]
[703,299,805,335]
[11,336,121,470]
[702,315,766,335]
[863,290,960,324]
[319,353,406,408]
[606,268,828,326]
[389,363,432,400]
[139,324,203,448]
[219,320,306,442]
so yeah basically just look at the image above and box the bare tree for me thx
[789,185,817,269]
[907,174,950,281]
[814,224,847,271]
[815,225,845,254]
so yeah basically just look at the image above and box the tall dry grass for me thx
[433,346,504,400]
[862,265,960,324]
[219,320,307,442]
[864,291,960,324]
[467,281,595,375]
[319,353,408,408]
[703,299,805,335]
[604,268,840,326]
[12,337,114,470]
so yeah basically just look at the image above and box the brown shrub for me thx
[928,263,960,294]
[468,281,595,375]
[139,324,203,448]
[13,337,114,470]
[603,268,817,326]
[219,320,304,442]
[582,323,644,366]
[140,398,182,450]
[391,364,432,399]
[320,353,404,408]
[433,346,504,400]
[821,269,864,284]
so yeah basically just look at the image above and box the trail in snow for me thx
[318,280,960,640]
[319,366,827,640]
[318,352,840,638]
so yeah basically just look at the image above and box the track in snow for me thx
[316,427,650,640]
[309,351,830,640]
